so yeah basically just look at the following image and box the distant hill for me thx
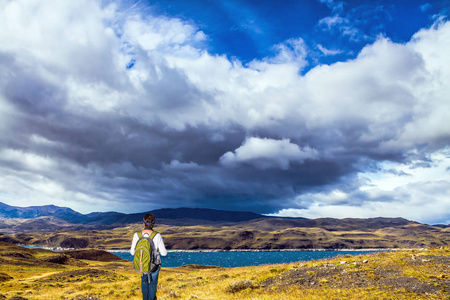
[245,217,418,231]
[123,208,267,224]
[1,202,443,236]
[1,202,449,250]
[0,202,268,228]
[0,202,86,223]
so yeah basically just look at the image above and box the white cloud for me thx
[220,137,318,170]
[360,149,450,191]
[0,0,449,220]
[316,44,343,56]
[271,148,450,224]
[122,14,206,53]
[388,21,450,150]
[0,149,57,171]
[0,162,109,214]
[271,185,450,225]
[317,9,367,42]
[164,160,200,171]
[318,15,346,31]
[319,0,345,14]
[267,38,309,65]
[0,0,120,79]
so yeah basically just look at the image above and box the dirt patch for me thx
[40,254,88,267]
[0,252,34,259]
[237,231,254,239]
[178,264,223,270]
[36,268,120,283]
[104,238,128,245]
[0,255,42,268]
[60,238,89,249]
[62,249,126,262]
[0,242,52,255]
[0,236,20,244]
[0,272,13,282]
[71,294,100,300]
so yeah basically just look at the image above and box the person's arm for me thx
[155,233,167,256]
[130,232,138,255]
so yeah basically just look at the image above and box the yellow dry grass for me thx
[1,243,449,300]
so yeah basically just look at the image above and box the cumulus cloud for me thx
[220,137,318,170]
[0,0,449,223]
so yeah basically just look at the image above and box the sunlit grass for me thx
[1,244,449,299]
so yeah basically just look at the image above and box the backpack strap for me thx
[149,231,158,240]
[138,231,158,239]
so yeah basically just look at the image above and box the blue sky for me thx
[0,0,449,224]
[145,0,448,69]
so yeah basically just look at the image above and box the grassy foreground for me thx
[0,242,449,300]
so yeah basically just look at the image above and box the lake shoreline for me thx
[21,244,411,254]
[108,248,408,253]
[111,248,397,268]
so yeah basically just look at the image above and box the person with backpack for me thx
[130,213,167,300]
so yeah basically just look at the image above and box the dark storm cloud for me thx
[0,56,360,214]
[0,0,449,224]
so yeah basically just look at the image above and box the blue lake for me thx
[113,250,384,268]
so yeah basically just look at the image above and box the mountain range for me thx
[2,202,449,229]
[0,201,270,227]
[2,201,446,233]
[1,202,449,250]
[0,201,426,228]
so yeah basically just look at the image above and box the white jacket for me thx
[130,231,168,256]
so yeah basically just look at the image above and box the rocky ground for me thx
[260,252,450,294]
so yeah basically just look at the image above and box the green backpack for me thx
[133,231,160,274]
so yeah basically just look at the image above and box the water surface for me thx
[114,250,383,268]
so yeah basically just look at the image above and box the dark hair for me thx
[143,213,155,229]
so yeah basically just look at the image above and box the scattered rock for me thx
[226,280,255,293]
[41,254,70,264]
[259,252,449,295]
[237,231,254,239]
[60,238,89,249]
[62,249,125,262]
[0,237,20,244]
[179,264,222,270]
[0,272,13,282]
[7,296,28,300]
[40,254,88,267]
[36,268,112,283]
[0,252,33,259]
[72,295,99,300]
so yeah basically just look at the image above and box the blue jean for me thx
[141,267,160,300]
